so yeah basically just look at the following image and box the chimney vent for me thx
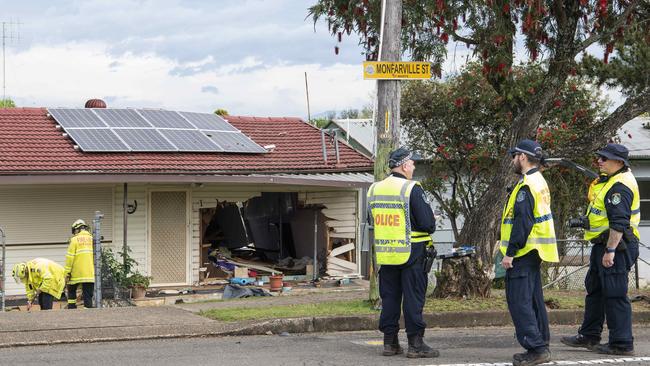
[84,99,107,108]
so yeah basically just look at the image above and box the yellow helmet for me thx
[12,262,27,284]
[71,219,88,234]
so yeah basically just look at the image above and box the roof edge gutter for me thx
[0,173,373,188]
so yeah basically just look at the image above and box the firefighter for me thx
[367,147,438,358]
[65,219,95,309]
[12,258,66,310]
[561,144,640,356]
[500,139,559,366]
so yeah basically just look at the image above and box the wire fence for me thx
[544,239,646,290]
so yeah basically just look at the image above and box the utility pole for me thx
[368,0,403,304]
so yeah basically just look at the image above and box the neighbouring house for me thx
[0,103,374,297]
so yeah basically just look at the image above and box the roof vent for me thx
[85,99,107,108]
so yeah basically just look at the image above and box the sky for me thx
[1,0,621,118]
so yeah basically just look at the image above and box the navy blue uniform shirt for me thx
[603,171,634,233]
[505,168,537,257]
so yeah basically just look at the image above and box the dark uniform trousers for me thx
[67,283,95,308]
[378,242,428,337]
[506,251,549,353]
[37,292,55,310]
[579,241,639,348]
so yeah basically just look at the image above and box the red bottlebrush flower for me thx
[443,152,451,159]
[363,0,369,6]
[561,122,567,129]
[482,49,489,59]
[606,43,614,54]
[604,51,609,64]
[482,63,491,75]
[554,100,562,108]
[454,98,464,107]
[337,32,342,42]
[441,33,449,44]
[537,127,543,135]
[465,143,475,151]
[436,0,445,12]
[528,87,536,94]
[328,8,334,16]
[453,19,458,31]
[569,68,577,76]
[334,46,339,55]
[497,62,506,73]
[531,48,538,61]
[503,3,510,14]
[580,0,588,5]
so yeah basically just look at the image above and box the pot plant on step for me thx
[124,272,151,299]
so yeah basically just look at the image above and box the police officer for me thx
[367,147,438,358]
[65,219,95,309]
[12,258,66,310]
[500,140,559,366]
[561,144,640,356]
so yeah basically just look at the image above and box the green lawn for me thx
[200,290,627,322]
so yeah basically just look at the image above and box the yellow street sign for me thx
[363,61,432,80]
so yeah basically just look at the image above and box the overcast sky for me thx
[1,0,620,118]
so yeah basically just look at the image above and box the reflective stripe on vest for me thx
[499,171,559,263]
[368,176,429,265]
[584,170,641,241]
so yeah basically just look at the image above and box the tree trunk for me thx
[369,0,402,305]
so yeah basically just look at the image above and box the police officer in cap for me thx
[500,139,559,366]
[561,144,640,356]
[367,147,438,358]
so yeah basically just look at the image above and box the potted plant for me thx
[124,272,151,299]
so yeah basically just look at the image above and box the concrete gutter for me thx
[2,309,648,348]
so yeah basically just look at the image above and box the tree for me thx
[214,108,229,116]
[0,98,15,108]
[402,63,608,296]
[338,108,361,119]
[309,0,650,297]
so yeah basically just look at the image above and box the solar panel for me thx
[49,108,106,128]
[114,129,177,151]
[179,112,238,131]
[64,128,129,152]
[48,108,267,154]
[94,109,152,128]
[137,109,194,129]
[204,131,267,153]
[159,129,222,152]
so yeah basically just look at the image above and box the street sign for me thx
[363,61,432,80]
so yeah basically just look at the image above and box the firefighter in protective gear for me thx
[561,144,639,356]
[500,139,558,366]
[65,219,95,309]
[12,258,65,310]
[367,147,438,359]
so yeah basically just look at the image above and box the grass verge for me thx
[199,290,650,322]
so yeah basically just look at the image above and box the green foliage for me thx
[0,98,15,108]
[312,117,331,128]
[402,63,608,239]
[214,108,229,116]
[101,247,151,289]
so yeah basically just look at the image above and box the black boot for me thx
[513,349,551,366]
[560,334,599,350]
[406,334,440,358]
[594,343,634,356]
[382,333,403,356]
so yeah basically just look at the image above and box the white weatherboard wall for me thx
[111,184,149,277]
[1,184,113,296]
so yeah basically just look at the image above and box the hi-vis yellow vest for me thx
[500,171,559,262]
[585,170,640,241]
[368,175,431,265]
[24,258,65,301]
[64,230,95,284]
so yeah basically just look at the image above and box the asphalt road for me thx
[1,325,648,366]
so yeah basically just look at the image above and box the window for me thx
[640,180,650,222]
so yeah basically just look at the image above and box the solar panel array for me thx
[48,108,267,153]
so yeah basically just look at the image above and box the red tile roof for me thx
[0,108,373,175]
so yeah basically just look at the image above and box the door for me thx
[150,191,188,285]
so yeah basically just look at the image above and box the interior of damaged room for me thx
[190,191,361,300]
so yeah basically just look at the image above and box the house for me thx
[0,104,374,296]
[617,116,650,281]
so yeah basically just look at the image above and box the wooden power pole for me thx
[369,0,403,304]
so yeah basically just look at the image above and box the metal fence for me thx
[544,239,641,290]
